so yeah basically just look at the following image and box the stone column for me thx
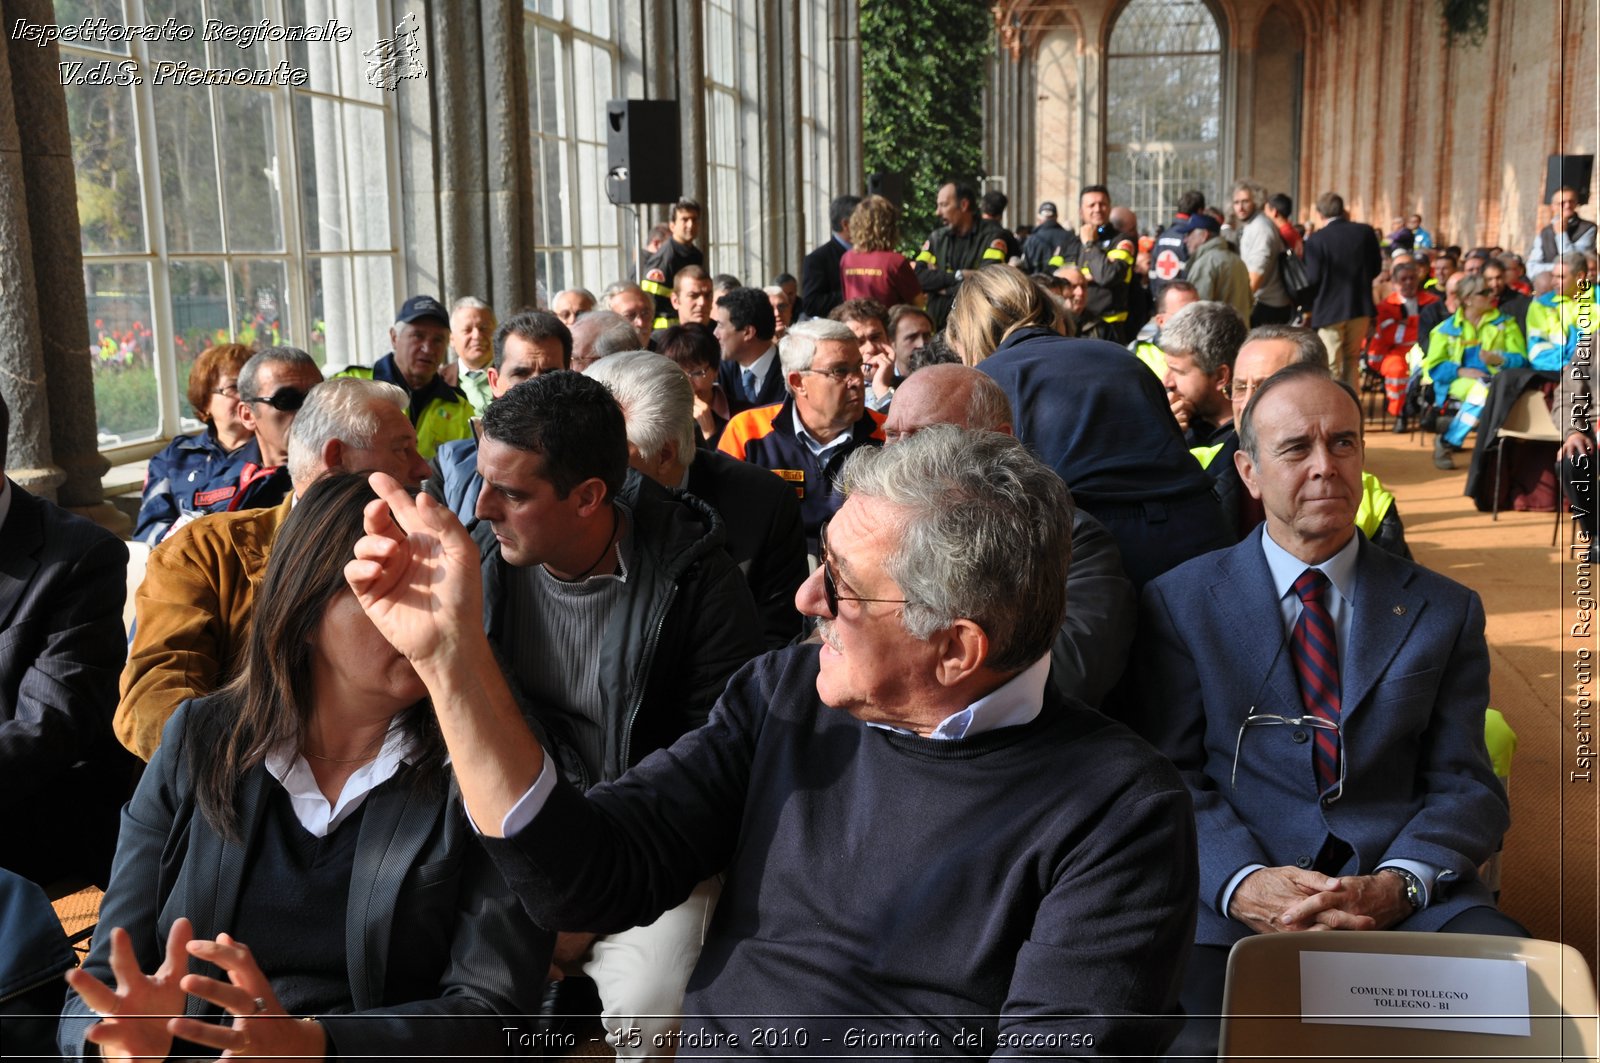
[482,0,536,311]
[4,0,111,518]
[434,0,491,304]
[677,0,707,210]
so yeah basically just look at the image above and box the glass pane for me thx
[295,93,346,251]
[356,254,396,363]
[541,139,568,246]
[206,0,271,70]
[52,0,130,54]
[86,262,159,444]
[1109,0,1221,55]
[169,260,230,400]
[533,25,566,138]
[154,86,224,252]
[307,256,342,366]
[217,90,285,251]
[231,259,290,348]
[286,0,340,95]
[339,1,388,103]
[143,0,207,66]
[65,82,146,253]
[346,104,390,249]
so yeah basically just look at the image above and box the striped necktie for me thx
[1290,568,1341,794]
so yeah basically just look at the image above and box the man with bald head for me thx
[882,364,1136,708]
[552,288,596,327]
[571,310,645,372]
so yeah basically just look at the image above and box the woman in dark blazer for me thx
[61,473,548,1062]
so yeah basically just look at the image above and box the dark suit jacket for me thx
[1129,528,1506,946]
[1304,217,1383,328]
[1050,507,1137,709]
[685,450,807,648]
[717,350,786,415]
[799,237,847,319]
[60,699,548,1060]
[0,482,134,885]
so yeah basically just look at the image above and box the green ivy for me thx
[860,0,993,243]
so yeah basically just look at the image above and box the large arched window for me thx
[1105,0,1223,227]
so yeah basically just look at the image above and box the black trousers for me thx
[1250,301,1297,326]
[1167,906,1530,1061]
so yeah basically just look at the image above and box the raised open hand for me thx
[66,918,193,1062]
[345,472,484,673]
[167,933,327,1060]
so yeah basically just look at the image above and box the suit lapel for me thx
[0,486,42,631]
[1340,538,1423,720]
[1209,534,1303,715]
[345,777,438,1010]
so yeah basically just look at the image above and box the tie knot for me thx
[1292,568,1329,604]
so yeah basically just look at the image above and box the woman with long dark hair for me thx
[62,473,546,1062]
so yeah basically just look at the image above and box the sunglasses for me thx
[242,387,309,413]
[818,519,906,617]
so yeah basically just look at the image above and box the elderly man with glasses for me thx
[1127,362,1524,1059]
[346,425,1199,1057]
[719,318,886,554]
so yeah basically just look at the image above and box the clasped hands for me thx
[66,918,327,1062]
[1228,866,1412,935]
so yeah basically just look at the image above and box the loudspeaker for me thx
[606,100,681,205]
[867,171,904,208]
[1546,154,1594,205]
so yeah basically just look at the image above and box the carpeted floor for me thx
[1364,424,1598,973]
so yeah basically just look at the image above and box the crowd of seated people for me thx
[10,177,1590,1063]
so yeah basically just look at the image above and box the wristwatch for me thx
[1380,867,1425,910]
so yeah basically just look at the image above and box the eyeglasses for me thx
[1232,710,1346,802]
[684,367,714,381]
[818,519,906,617]
[242,387,309,413]
[212,384,240,398]
[804,363,865,384]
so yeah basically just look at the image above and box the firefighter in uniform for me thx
[1066,184,1136,343]
[640,199,705,330]
[914,181,1009,329]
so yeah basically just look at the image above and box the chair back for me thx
[1497,388,1562,442]
[1219,931,1597,1062]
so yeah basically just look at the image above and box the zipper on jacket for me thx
[619,584,677,773]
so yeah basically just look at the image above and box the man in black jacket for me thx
[799,194,860,320]
[1022,200,1076,274]
[914,180,1009,328]
[470,370,763,1059]
[1304,191,1383,387]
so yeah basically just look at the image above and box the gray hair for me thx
[837,426,1071,673]
[1560,250,1589,274]
[574,310,646,360]
[451,295,492,314]
[583,351,697,467]
[603,280,646,302]
[1454,272,1489,302]
[779,318,857,387]
[1237,361,1358,463]
[239,346,317,401]
[1242,324,1325,368]
[964,372,1014,431]
[285,377,408,487]
[1161,300,1248,376]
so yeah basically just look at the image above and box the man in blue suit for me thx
[713,287,786,414]
[1129,362,1522,1055]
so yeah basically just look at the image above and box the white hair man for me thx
[586,351,807,648]
[116,377,431,760]
[348,426,1199,1056]
[717,318,886,552]
[440,296,497,415]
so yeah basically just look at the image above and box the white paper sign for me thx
[1299,952,1531,1037]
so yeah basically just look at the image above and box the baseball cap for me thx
[1177,213,1221,236]
[1037,201,1058,217]
[395,294,449,327]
